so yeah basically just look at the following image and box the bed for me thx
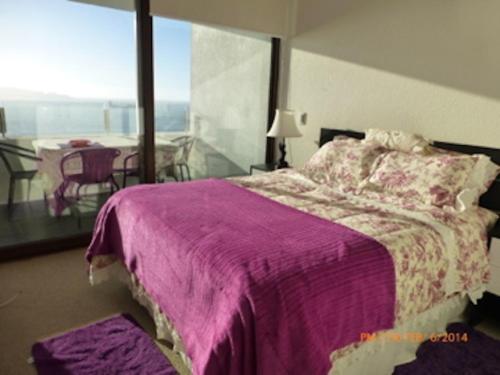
[87,128,500,375]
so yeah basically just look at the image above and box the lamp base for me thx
[277,140,289,169]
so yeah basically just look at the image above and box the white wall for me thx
[190,25,270,173]
[151,0,290,37]
[285,0,500,166]
[69,0,134,11]
[73,0,292,37]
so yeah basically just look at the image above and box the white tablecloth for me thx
[33,135,178,196]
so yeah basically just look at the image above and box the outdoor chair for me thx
[170,135,195,181]
[58,148,121,203]
[116,151,139,188]
[0,141,42,211]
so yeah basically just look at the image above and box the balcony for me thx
[0,99,249,249]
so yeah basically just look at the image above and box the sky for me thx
[0,0,191,101]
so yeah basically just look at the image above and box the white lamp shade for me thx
[267,109,302,138]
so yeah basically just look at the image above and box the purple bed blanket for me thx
[87,179,395,374]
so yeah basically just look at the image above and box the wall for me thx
[190,25,270,174]
[286,0,500,166]
[72,0,291,37]
[151,0,290,37]
[69,0,134,12]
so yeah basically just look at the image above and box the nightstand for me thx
[249,163,277,175]
[487,221,500,296]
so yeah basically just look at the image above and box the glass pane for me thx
[153,18,271,182]
[0,0,138,248]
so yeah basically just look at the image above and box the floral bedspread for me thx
[231,169,497,323]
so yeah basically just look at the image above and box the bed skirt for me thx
[90,262,468,375]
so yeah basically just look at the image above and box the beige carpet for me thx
[0,248,189,375]
[2,248,500,375]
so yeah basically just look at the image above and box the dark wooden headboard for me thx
[319,128,500,212]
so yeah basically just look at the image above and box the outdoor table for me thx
[33,135,178,215]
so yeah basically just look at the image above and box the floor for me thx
[0,248,189,375]
[0,197,101,248]
[2,248,498,375]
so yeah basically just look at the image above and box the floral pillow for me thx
[360,150,477,207]
[302,136,385,193]
[425,147,500,211]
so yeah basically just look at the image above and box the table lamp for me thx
[267,109,302,169]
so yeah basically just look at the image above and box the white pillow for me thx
[364,128,430,153]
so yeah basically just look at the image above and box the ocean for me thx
[0,100,190,137]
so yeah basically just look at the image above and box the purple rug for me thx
[32,314,177,375]
[393,323,500,374]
